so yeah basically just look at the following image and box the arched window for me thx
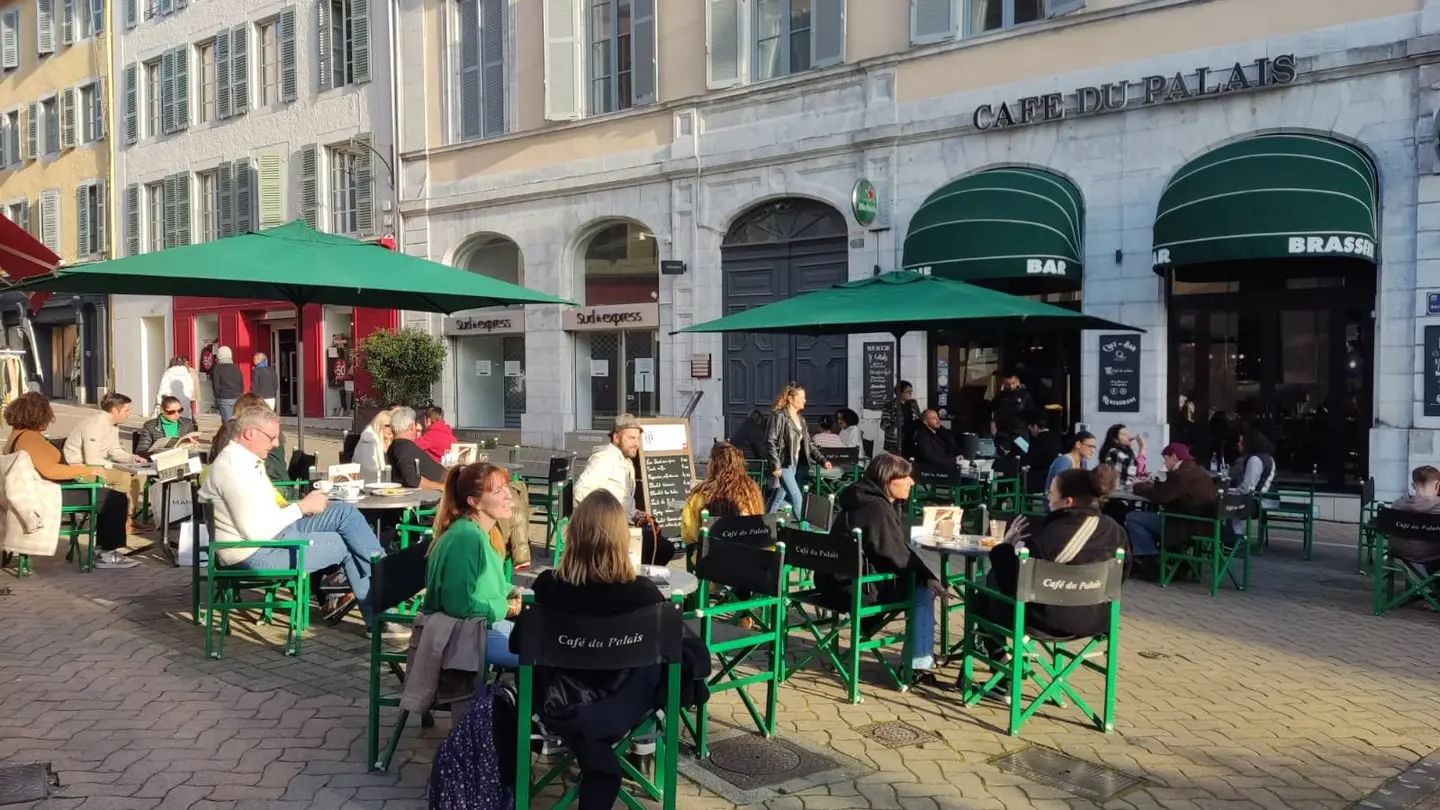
[723,198,846,246]
[583,221,658,306]
[451,234,526,430]
[575,220,661,430]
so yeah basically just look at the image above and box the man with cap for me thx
[1126,443,1219,562]
[574,413,673,564]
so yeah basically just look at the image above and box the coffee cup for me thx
[313,480,334,494]
[337,482,363,500]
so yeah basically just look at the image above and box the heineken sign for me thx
[973,54,1298,131]
[851,179,879,227]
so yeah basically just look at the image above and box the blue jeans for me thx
[766,466,804,520]
[233,503,384,624]
[488,619,519,668]
[1126,510,1162,556]
[217,398,237,422]
[911,588,936,670]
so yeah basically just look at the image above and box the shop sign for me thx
[563,303,660,332]
[1097,334,1141,413]
[973,54,1297,132]
[443,308,526,336]
[1286,235,1375,260]
[851,179,879,228]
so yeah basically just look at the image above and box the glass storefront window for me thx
[453,236,526,429]
[322,305,355,417]
[578,220,659,430]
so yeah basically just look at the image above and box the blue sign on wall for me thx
[1428,292,1440,316]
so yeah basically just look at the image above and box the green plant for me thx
[355,328,447,409]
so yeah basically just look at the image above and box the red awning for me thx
[0,214,61,313]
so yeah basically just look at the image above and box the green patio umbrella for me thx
[3,221,573,449]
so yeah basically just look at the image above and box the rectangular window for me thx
[78,82,99,142]
[197,170,219,242]
[196,39,215,123]
[41,96,58,154]
[77,182,103,256]
[455,0,506,141]
[146,180,164,253]
[144,59,160,136]
[967,0,1041,34]
[257,19,279,105]
[328,0,356,88]
[754,0,810,81]
[586,0,632,115]
[2,110,18,164]
[3,202,24,225]
[327,146,359,235]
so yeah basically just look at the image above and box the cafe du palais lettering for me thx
[972,54,1297,131]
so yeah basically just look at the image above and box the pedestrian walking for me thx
[250,352,279,412]
[210,346,245,422]
[155,356,200,419]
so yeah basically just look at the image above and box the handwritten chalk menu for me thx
[1425,326,1440,417]
[1097,333,1141,413]
[863,342,896,411]
[637,418,696,535]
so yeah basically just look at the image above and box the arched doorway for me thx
[721,199,849,435]
[575,220,661,430]
[451,235,526,429]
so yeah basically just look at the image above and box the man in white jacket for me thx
[572,413,672,563]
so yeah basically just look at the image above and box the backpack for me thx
[429,685,517,810]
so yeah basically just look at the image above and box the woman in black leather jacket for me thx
[764,382,830,520]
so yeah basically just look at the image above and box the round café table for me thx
[914,531,995,663]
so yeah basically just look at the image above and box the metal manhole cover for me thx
[857,721,941,749]
[699,737,841,792]
[0,763,58,806]
[994,747,1142,802]
[1137,650,1170,660]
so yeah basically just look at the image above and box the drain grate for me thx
[0,763,58,806]
[698,737,840,792]
[994,747,1142,802]
[857,721,940,749]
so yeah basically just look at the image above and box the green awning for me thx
[902,167,1084,291]
[1152,134,1379,273]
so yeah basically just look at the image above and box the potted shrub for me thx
[353,327,447,432]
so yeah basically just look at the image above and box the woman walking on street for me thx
[765,382,830,520]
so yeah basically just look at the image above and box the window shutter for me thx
[706,0,741,89]
[632,0,656,104]
[542,0,580,121]
[156,0,171,14]
[60,86,75,148]
[480,0,504,136]
[25,102,37,159]
[216,161,233,238]
[39,189,59,254]
[76,184,90,254]
[353,133,374,237]
[124,183,140,256]
[90,0,101,35]
[18,199,30,235]
[811,0,844,68]
[162,174,176,248]
[37,0,54,54]
[94,180,106,253]
[173,172,190,246]
[350,0,371,84]
[92,77,105,140]
[172,46,189,131]
[230,24,249,115]
[1045,0,1084,16]
[316,0,332,91]
[910,0,954,43]
[122,62,137,143]
[60,0,72,45]
[159,48,175,133]
[256,149,285,229]
[215,28,232,120]
[297,143,318,229]
[233,158,253,233]
[457,0,480,140]
[0,126,7,166]
[122,0,134,29]
[1,11,19,69]
[278,7,296,101]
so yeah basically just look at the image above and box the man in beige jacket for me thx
[63,392,147,530]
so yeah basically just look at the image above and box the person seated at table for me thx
[835,408,862,450]
[811,416,845,450]
[200,406,393,632]
[387,406,447,491]
[199,421,290,508]
[729,410,769,461]
[1021,411,1063,491]
[680,441,765,552]
[414,405,456,465]
[423,461,522,667]
[1125,443,1219,560]
[913,409,960,470]
[233,393,289,482]
[5,392,137,570]
[1099,424,1146,486]
[510,489,710,810]
[1388,465,1440,583]
[1044,431,1096,503]
[63,392,153,533]
[817,454,944,682]
[135,395,201,457]
[353,407,394,484]
[574,413,672,565]
[1226,427,1276,496]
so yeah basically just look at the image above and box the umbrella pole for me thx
[296,325,306,455]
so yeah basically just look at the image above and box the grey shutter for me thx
[278,7,296,101]
[297,143,318,229]
[0,126,7,167]
[39,189,59,254]
[60,0,72,45]
[124,183,140,256]
[230,24,248,115]
[217,161,233,238]
[316,0,332,90]
[37,0,54,54]
[706,0,740,89]
[122,0,134,29]
[156,0,170,14]
[75,184,89,254]
[122,62,137,143]
[25,102,37,158]
[162,174,176,248]
[215,28,232,120]
[90,0,101,35]
[173,172,190,246]
[353,133,373,237]
[256,149,284,228]
[18,199,30,235]
[1045,0,1084,15]
[910,0,952,42]
[632,0,656,104]
[60,86,75,148]
[172,46,189,130]
[233,158,253,233]
[481,0,504,134]
[811,0,844,68]
[91,76,104,140]
[457,0,480,140]
[350,0,371,84]
[94,179,105,253]
[159,48,175,133]
[542,0,580,121]
[1,11,19,69]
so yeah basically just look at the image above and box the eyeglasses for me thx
[163,409,182,416]
[1081,442,1097,450]
[250,427,279,444]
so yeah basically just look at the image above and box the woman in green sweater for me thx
[423,461,521,667]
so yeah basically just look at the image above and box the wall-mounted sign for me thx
[690,354,712,379]
[1427,292,1440,316]
[973,54,1297,132]
[862,342,896,411]
[660,260,687,275]
[443,308,526,336]
[851,179,879,227]
[1097,334,1141,413]
[563,302,660,332]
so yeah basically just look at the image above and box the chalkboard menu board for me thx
[636,418,696,536]
[1097,333,1141,413]
[863,342,896,410]
[1425,326,1440,417]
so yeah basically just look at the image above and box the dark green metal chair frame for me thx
[957,548,1124,737]
[204,538,309,659]
[366,538,431,772]
[1257,467,1318,560]
[60,477,102,572]
[1157,493,1258,598]
[1370,508,1440,616]
[1355,477,1382,574]
[528,457,573,550]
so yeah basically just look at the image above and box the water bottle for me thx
[1209,454,1218,474]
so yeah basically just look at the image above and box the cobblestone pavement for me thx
[2,520,1438,810]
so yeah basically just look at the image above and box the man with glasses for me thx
[134,395,200,457]
[201,407,395,634]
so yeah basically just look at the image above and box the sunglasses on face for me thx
[163,409,181,416]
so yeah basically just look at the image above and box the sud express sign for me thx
[563,303,660,332]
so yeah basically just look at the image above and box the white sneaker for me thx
[94,551,140,569]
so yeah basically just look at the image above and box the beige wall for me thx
[0,0,112,264]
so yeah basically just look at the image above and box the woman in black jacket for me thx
[765,382,830,519]
[817,455,944,679]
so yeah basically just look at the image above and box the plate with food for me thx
[364,482,405,496]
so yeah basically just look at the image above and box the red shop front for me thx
[172,298,397,419]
